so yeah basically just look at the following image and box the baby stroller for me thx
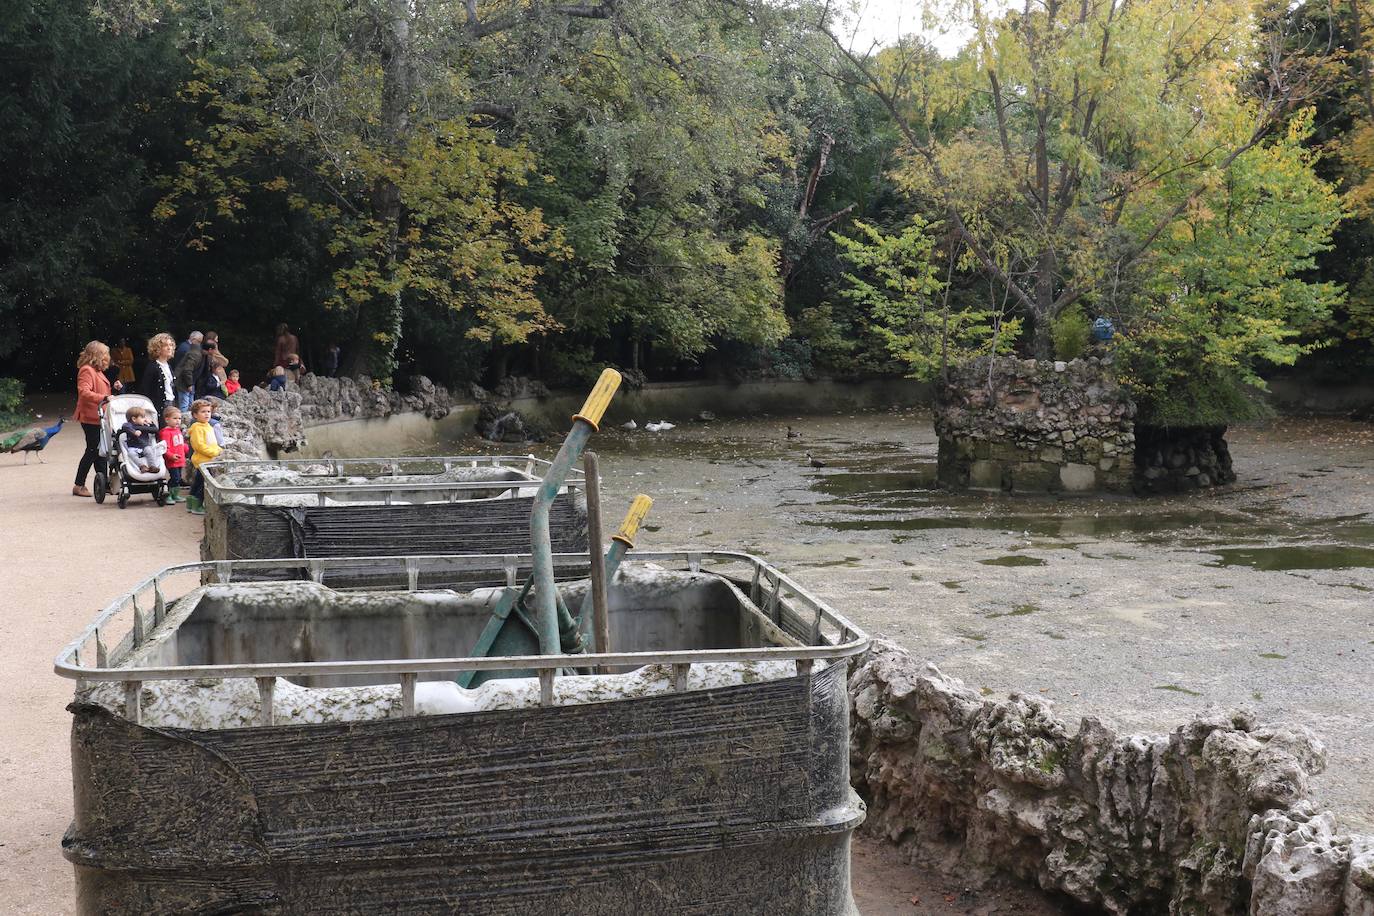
[94,394,169,508]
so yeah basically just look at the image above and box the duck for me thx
[621,420,638,430]
[805,452,826,468]
[786,425,802,439]
[2,416,64,464]
[645,420,675,432]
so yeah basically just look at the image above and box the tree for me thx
[831,218,1019,379]
[1114,112,1344,424]
[824,0,1329,358]
[152,0,574,379]
[0,0,183,385]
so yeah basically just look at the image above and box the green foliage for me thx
[0,378,25,429]
[0,0,1366,404]
[1116,114,1345,424]
[831,219,1019,380]
[1052,305,1092,362]
[152,1,563,379]
[0,0,183,386]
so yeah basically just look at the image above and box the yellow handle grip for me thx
[572,368,622,431]
[612,494,653,548]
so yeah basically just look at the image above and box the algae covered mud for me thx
[311,407,1374,830]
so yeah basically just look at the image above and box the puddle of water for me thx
[979,556,1048,567]
[1205,546,1374,571]
[811,469,939,496]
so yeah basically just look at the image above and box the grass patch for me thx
[1154,684,1202,697]
[987,603,1039,619]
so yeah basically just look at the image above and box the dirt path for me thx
[0,407,1056,913]
[0,418,202,913]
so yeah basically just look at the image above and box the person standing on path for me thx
[72,341,121,497]
[139,332,176,425]
[111,339,136,386]
[185,398,221,515]
[173,332,204,411]
[273,324,300,373]
[324,343,340,377]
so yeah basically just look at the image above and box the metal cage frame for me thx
[54,550,869,725]
[201,454,585,506]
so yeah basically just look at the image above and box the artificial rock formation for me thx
[935,356,1136,493]
[293,373,453,425]
[848,638,1374,914]
[211,386,306,460]
[469,376,550,443]
[210,375,453,460]
[1135,423,1238,493]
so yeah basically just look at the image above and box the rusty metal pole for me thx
[583,451,611,662]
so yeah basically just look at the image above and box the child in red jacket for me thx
[159,405,189,503]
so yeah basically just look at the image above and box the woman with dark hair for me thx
[195,332,226,398]
[72,341,121,497]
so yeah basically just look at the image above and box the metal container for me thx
[199,456,588,584]
[57,551,868,915]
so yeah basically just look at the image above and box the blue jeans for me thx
[177,390,193,411]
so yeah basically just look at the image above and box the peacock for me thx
[2,416,65,464]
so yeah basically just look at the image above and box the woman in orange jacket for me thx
[73,341,122,497]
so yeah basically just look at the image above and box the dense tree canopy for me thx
[0,0,1370,419]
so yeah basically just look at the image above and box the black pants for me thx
[75,422,105,486]
[189,465,205,501]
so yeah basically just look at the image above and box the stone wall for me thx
[211,374,453,460]
[212,386,306,460]
[1135,424,1237,493]
[849,638,1374,914]
[935,357,1136,494]
[293,373,454,426]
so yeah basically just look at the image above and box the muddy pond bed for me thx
[323,407,1374,831]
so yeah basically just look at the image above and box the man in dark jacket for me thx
[173,332,204,411]
[174,330,201,365]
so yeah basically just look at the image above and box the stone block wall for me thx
[849,638,1374,915]
[1135,424,1238,493]
[935,357,1136,493]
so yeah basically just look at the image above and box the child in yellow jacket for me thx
[185,399,222,516]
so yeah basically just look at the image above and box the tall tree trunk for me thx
[1352,0,1374,120]
[1033,248,1056,359]
[365,0,412,379]
[1032,100,1056,360]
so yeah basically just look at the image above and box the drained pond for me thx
[315,406,1374,830]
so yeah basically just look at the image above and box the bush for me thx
[1052,305,1092,361]
[0,377,28,430]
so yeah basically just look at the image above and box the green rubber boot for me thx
[187,496,205,515]
[167,486,182,504]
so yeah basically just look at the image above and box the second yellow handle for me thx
[613,494,653,548]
